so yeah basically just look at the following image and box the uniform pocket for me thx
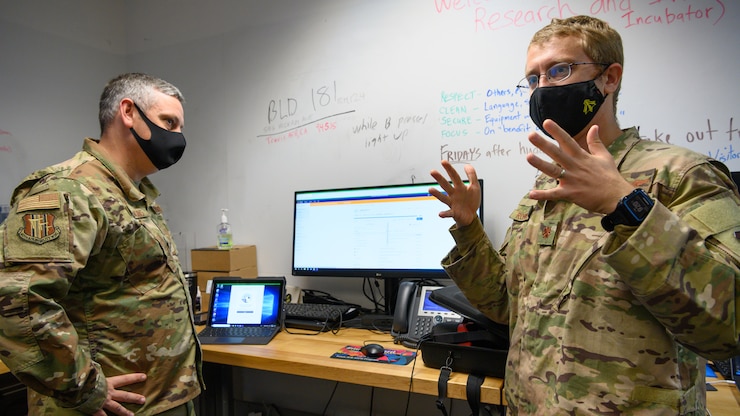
[116,224,167,295]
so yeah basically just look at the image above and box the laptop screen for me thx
[209,280,282,327]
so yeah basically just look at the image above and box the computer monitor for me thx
[291,180,483,311]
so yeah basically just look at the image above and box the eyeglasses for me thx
[516,62,610,91]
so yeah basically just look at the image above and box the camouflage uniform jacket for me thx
[0,138,204,415]
[442,128,740,415]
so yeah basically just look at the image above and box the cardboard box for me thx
[195,267,258,293]
[191,245,257,272]
[190,268,258,312]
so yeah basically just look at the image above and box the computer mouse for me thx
[360,343,385,358]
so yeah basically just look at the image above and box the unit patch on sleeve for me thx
[18,213,61,244]
[16,193,62,244]
[4,192,72,263]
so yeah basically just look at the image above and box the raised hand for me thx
[525,119,634,214]
[429,160,481,227]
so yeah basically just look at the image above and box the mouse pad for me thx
[330,345,416,365]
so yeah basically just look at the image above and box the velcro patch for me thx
[4,192,71,263]
[510,204,533,222]
[17,193,61,212]
[691,197,739,233]
[18,213,61,244]
[538,220,558,246]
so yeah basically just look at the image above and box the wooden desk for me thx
[201,327,504,405]
[707,376,740,416]
[2,333,739,415]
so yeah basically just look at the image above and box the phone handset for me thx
[391,281,416,336]
[392,281,462,348]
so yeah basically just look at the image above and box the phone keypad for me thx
[413,316,434,337]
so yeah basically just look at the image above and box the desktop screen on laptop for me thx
[210,280,282,327]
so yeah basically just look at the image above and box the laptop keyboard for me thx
[285,303,359,322]
[199,326,275,338]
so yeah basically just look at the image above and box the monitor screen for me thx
[292,180,483,279]
[209,280,282,327]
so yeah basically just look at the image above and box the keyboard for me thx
[285,303,359,323]
[198,326,275,337]
[712,359,736,380]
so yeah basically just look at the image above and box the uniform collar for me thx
[604,127,642,169]
[84,138,160,203]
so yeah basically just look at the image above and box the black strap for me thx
[436,366,451,416]
[466,373,485,416]
[436,351,455,416]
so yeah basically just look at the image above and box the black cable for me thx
[405,343,421,416]
[321,381,340,415]
[329,309,343,335]
[268,403,284,416]
[368,317,394,334]
[369,385,375,416]
[283,322,328,336]
[362,277,385,312]
[362,278,374,306]
[374,278,386,310]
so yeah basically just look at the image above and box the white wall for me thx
[2,0,739,314]
[0,0,126,201]
[126,0,740,309]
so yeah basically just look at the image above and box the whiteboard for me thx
[2,0,738,305]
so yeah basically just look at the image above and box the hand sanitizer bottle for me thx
[217,209,233,250]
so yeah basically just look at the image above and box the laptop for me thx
[197,277,285,345]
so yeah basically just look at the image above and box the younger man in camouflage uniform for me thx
[431,16,740,415]
[0,73,203,415]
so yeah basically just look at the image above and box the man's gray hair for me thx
[98,73,184,134]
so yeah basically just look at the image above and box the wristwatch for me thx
[601,188,654,232]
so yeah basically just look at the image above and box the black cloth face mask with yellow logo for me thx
[528,79,607,138]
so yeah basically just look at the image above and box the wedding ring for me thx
[557,168,566,179]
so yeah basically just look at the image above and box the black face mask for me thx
[529,79,607,137]
[131,103,186,170]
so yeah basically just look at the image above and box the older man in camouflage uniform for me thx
[431,16,740,415]
[0,73,203,415]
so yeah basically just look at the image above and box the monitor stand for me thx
[356,278,400,332]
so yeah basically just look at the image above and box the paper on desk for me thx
[331,345,416,365]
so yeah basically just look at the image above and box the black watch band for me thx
[601,188,654,232]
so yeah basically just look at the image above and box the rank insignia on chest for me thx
[18,213,61,244]
[538,221,558,246]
